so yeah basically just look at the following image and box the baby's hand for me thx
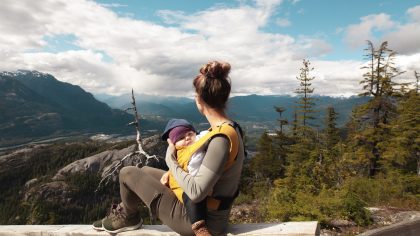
[160,171,170,186]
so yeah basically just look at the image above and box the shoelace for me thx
[106,204,118,215]
[105,203,117,217]
[107,203,127,221]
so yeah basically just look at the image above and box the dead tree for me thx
[96,89,158,192]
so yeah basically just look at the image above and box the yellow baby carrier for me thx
[168,122,242,210]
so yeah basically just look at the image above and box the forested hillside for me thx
[240,41,420,231]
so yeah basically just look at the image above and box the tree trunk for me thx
[369,144,379,177]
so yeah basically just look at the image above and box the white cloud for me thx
[394,53,420,89]
[1,0,415,98]
[343,5,420,56]
[100,3,128,8]
[157,10,189,25]
[382,5,420,55]
[276,18,291,27]
[312,60,364,96]
[254,0,283,10]
[344,13,395,48]
[294,37,333,58]
[407,5,420,22]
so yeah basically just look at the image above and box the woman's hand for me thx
[165,138,177,166]
[160,171,170,186]
[167,138,175,153]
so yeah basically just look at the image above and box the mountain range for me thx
[95,92,369,127]
[0,70,159,147]
[0,70,369,148]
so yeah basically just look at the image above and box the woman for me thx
[93,61,245,236]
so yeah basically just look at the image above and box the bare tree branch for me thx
[95,89,159,192]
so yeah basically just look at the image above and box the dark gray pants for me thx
[119,166,194,236]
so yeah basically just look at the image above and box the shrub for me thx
[342,192,371,226]
[265,185,372,227]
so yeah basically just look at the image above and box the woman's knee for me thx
[119,166,162,185]
[119,166,140,182]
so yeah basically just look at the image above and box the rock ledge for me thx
[0,222,320,236]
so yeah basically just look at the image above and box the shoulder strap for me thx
[169,122,243,203]
[229,121,247,159]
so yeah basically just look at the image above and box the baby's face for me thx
[174,131,196,146]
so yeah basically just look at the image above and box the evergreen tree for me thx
[274,106,288,134]
[295,59,317,135]
[292,110,298,137]
[250,132,284,180]
[359,41,403,127]
[360,40,376,97]
[315,106,343,187]
[284,131,318,192]
[350,41,403,177]
[381,90,420,175]
[415,71,419,94]
[324,106,340,149]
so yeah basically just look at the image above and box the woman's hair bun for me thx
[193,60,232,110]
[200,61,231,81]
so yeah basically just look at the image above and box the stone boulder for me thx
[52,135,167,180]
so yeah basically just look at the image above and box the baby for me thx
[160,119,211,236]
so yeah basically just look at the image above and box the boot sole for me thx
[92,224,105,231]
[92,220,104,231]
[104,218,143,234]
[92,225,105,231]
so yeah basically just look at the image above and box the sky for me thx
[0,0,419,97]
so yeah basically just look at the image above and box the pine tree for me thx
[415,71,419,94]
[284,61,321,189]
[316,106,343,187]
[381,90,420,175]
[292,110,298,137]
[274,106,288,134]
[295,59,317,135]
[359,41,403,127]
[324,106,340,149]
[360,40,376,97]
[284,134,318,192]
[250,132,284,180]
[350,41,404,177]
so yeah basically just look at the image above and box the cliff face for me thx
[0,135,168,224]
[52,135,167,180]
[52,145,138,180]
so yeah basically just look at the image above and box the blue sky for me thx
[0,0,419,96]
[94,0,418,60]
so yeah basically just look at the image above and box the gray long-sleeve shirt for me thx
[165,129,245,235]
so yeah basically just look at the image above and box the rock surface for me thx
[0,222,321,236]
[320,207,420,235]
[0,144,48,176]
[24,181,70,203]
[52,135,167,180]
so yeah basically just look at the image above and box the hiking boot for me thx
[192,220,212,236]
[92,203,120,231]
[92,219,104,231]
[102,203,143,233]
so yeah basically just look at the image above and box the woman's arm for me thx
[165,135,229,203]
